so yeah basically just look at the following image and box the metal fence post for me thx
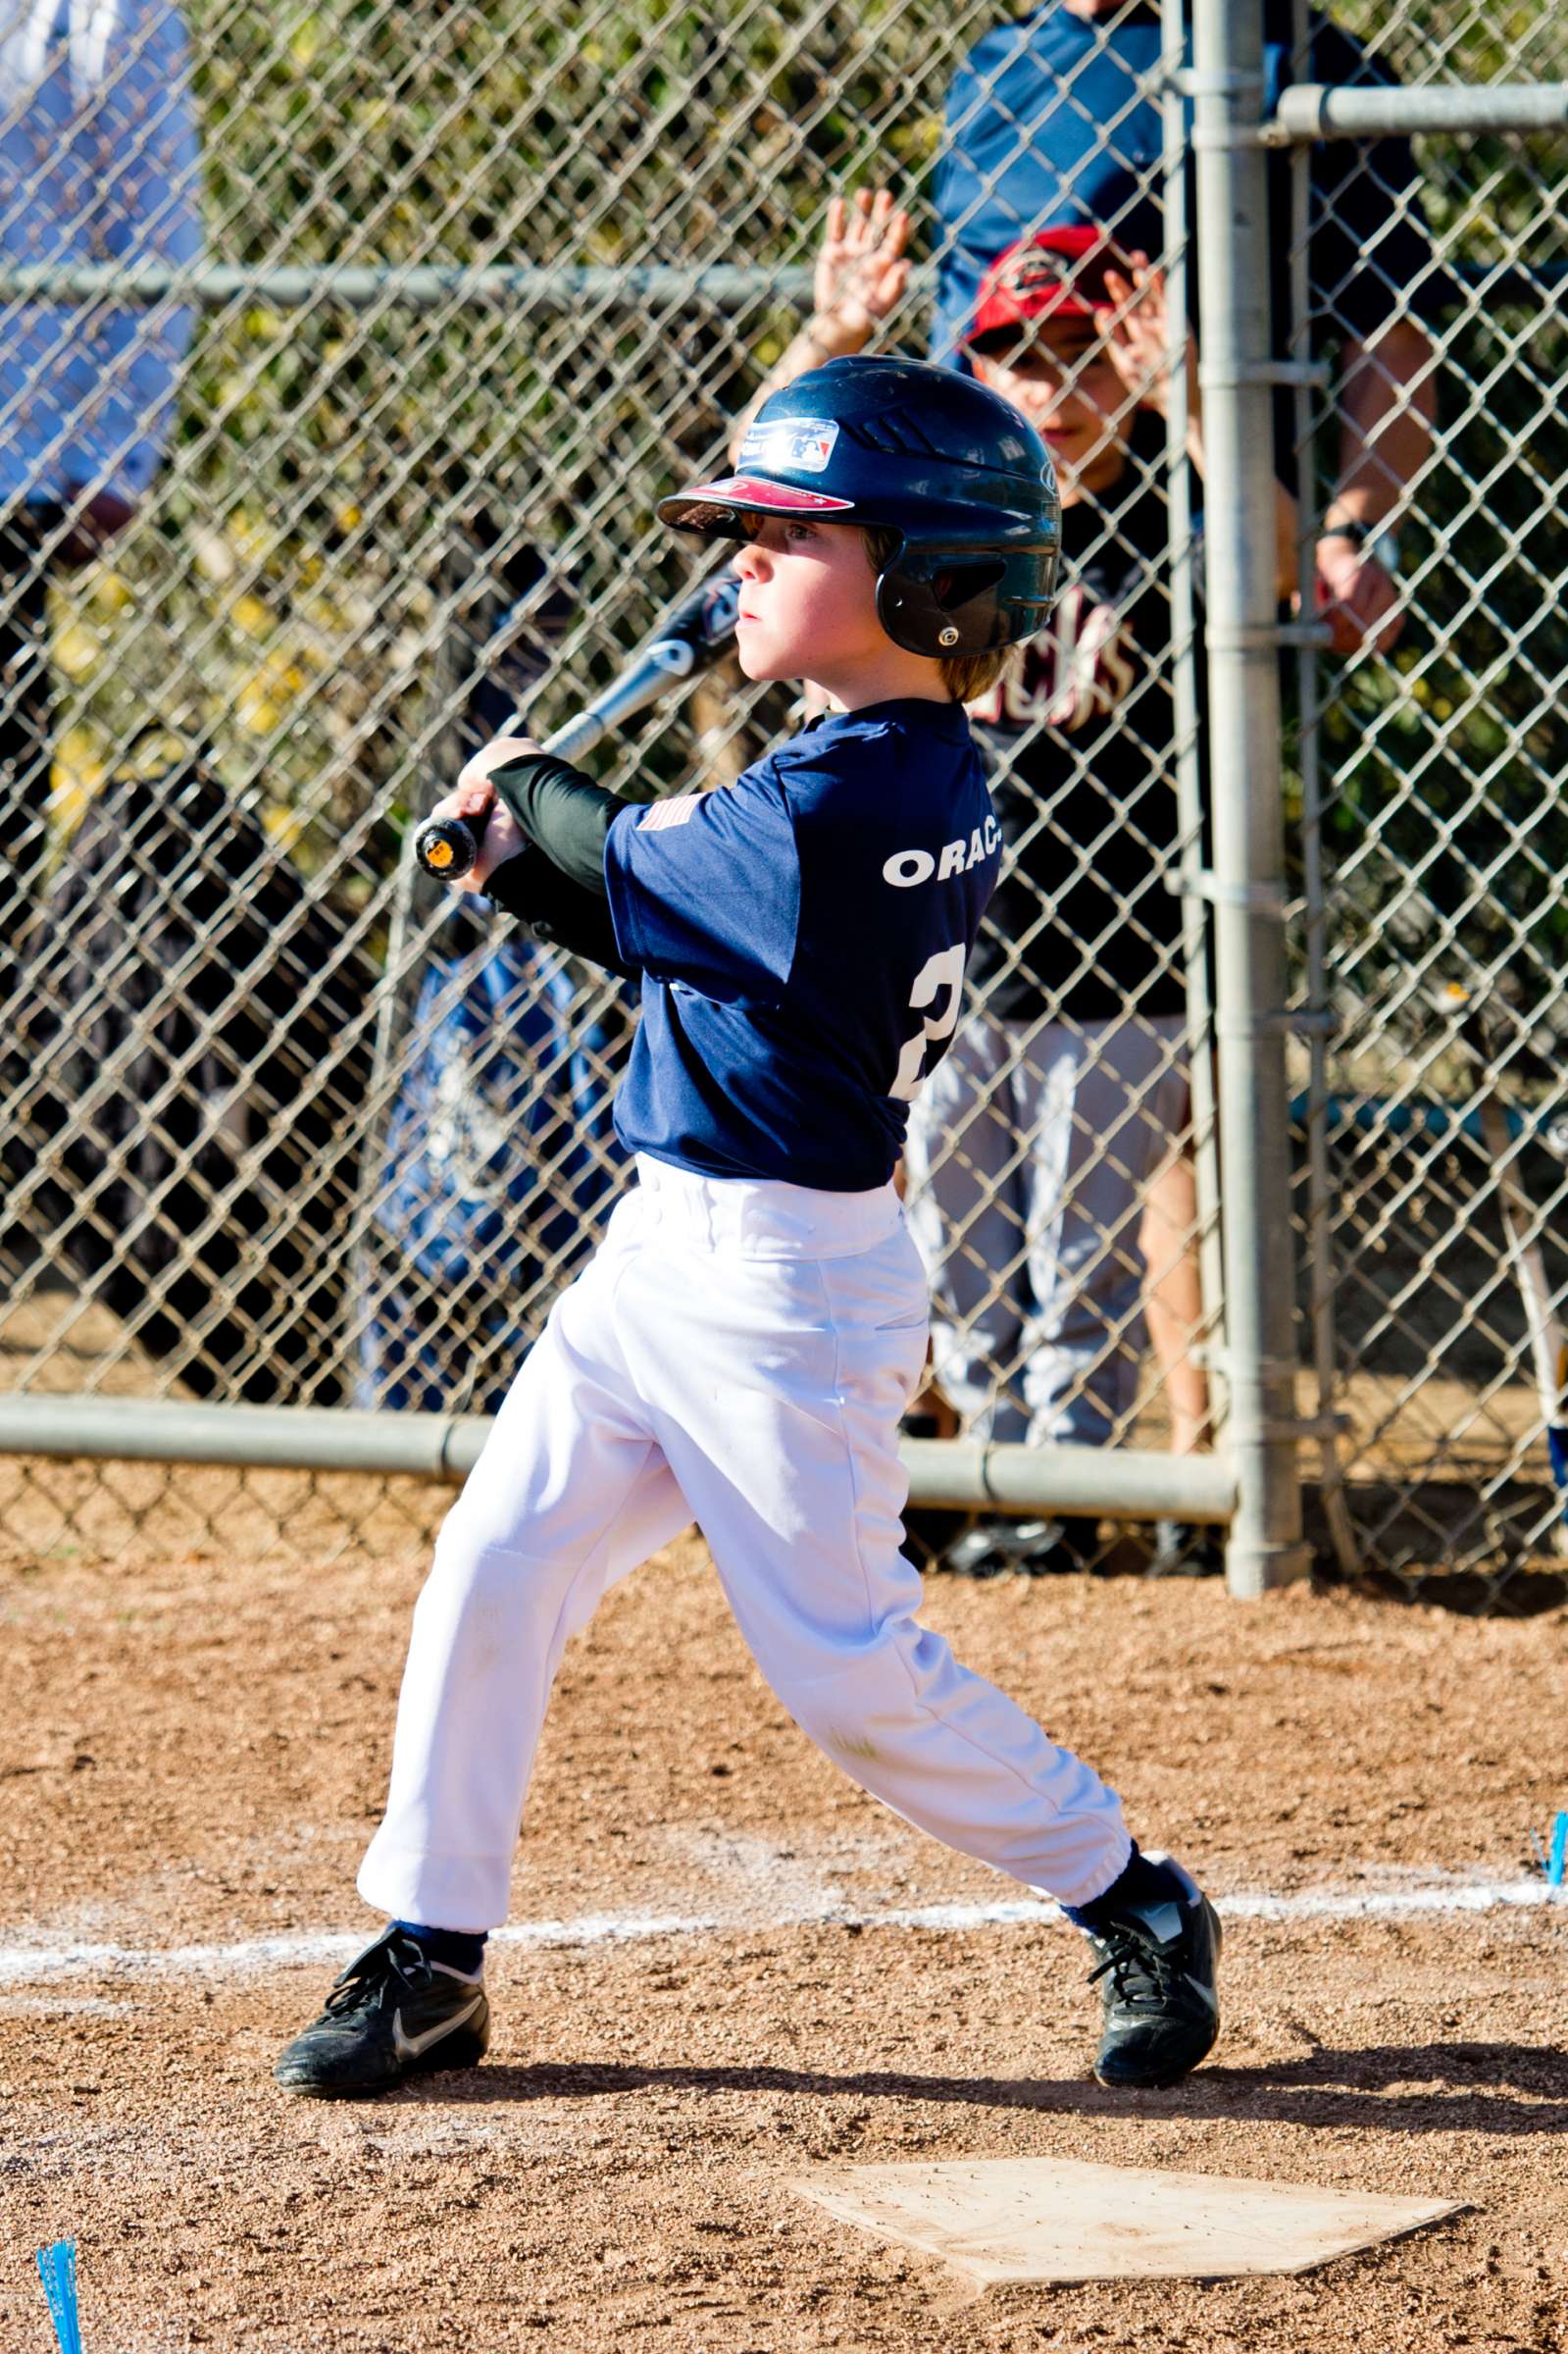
[1191,0,1312,1596]
[1162,0,1228,1454]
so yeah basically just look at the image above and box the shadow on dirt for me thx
[426,2041,1568,2134]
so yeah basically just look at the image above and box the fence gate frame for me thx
[1189,8,1566,1593]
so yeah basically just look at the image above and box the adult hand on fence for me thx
[807,188,912,361]
[1315,532,1405,657]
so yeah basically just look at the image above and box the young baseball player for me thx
[273,356,1222,2101]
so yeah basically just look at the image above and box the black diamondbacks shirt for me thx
[965,415,1193,1026]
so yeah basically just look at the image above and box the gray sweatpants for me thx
[902,1010,1189,1448]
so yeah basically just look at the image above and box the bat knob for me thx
[414,814,480,880]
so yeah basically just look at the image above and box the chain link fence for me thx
[1290,4,1568,1606]
[1,0,1565,1603]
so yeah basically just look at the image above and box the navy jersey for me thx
[603,699,1001,1192]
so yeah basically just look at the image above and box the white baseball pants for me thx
[358,1156,1131,1931]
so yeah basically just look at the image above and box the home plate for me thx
[787,2159,1465,2284]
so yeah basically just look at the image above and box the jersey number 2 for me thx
[889,944,966,1103]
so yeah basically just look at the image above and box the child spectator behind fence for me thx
[753,206,1300,1577]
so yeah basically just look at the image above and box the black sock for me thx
[1061,1847,1180,1934]
[393,1919,487,1976]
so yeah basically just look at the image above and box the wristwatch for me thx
[1319,517,1401,575]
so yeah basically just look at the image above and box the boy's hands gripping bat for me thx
[414,560,740,880]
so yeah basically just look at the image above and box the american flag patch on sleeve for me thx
[638,794,699,831]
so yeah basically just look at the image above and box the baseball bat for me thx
[1448,982,1568,1548]
[414,559,741,881]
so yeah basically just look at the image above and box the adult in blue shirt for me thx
[932,0,1438,657]
[0,0,201,959]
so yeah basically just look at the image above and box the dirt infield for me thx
[1,1522,1565,2353]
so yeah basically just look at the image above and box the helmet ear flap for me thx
[877,566,1002,656]
[932,559,1007,612]
[875,542,1056,658]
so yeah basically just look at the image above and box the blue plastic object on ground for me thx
[35,2240,82,2354]
[1549,1811,1568,1888]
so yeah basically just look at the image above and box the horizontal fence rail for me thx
[0,1396,1238,1520]
[0,264,820,309]
[1270,77,1568,138]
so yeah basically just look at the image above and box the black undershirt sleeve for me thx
[481,751,641,980]
[491,752,628,896]
[483,840,639,979]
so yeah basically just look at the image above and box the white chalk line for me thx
[0,1878,1562,1989]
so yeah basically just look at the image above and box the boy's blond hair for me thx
[862,525,1016,705]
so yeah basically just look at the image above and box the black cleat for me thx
[273,1924,489,2099]
[1084,1855,1221,2089]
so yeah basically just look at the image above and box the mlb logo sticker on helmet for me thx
[739,418,841,475]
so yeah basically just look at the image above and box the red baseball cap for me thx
[970,226,1128,345]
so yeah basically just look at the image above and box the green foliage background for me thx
[61,0,968,909]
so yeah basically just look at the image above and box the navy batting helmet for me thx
[657,356,1060,658]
